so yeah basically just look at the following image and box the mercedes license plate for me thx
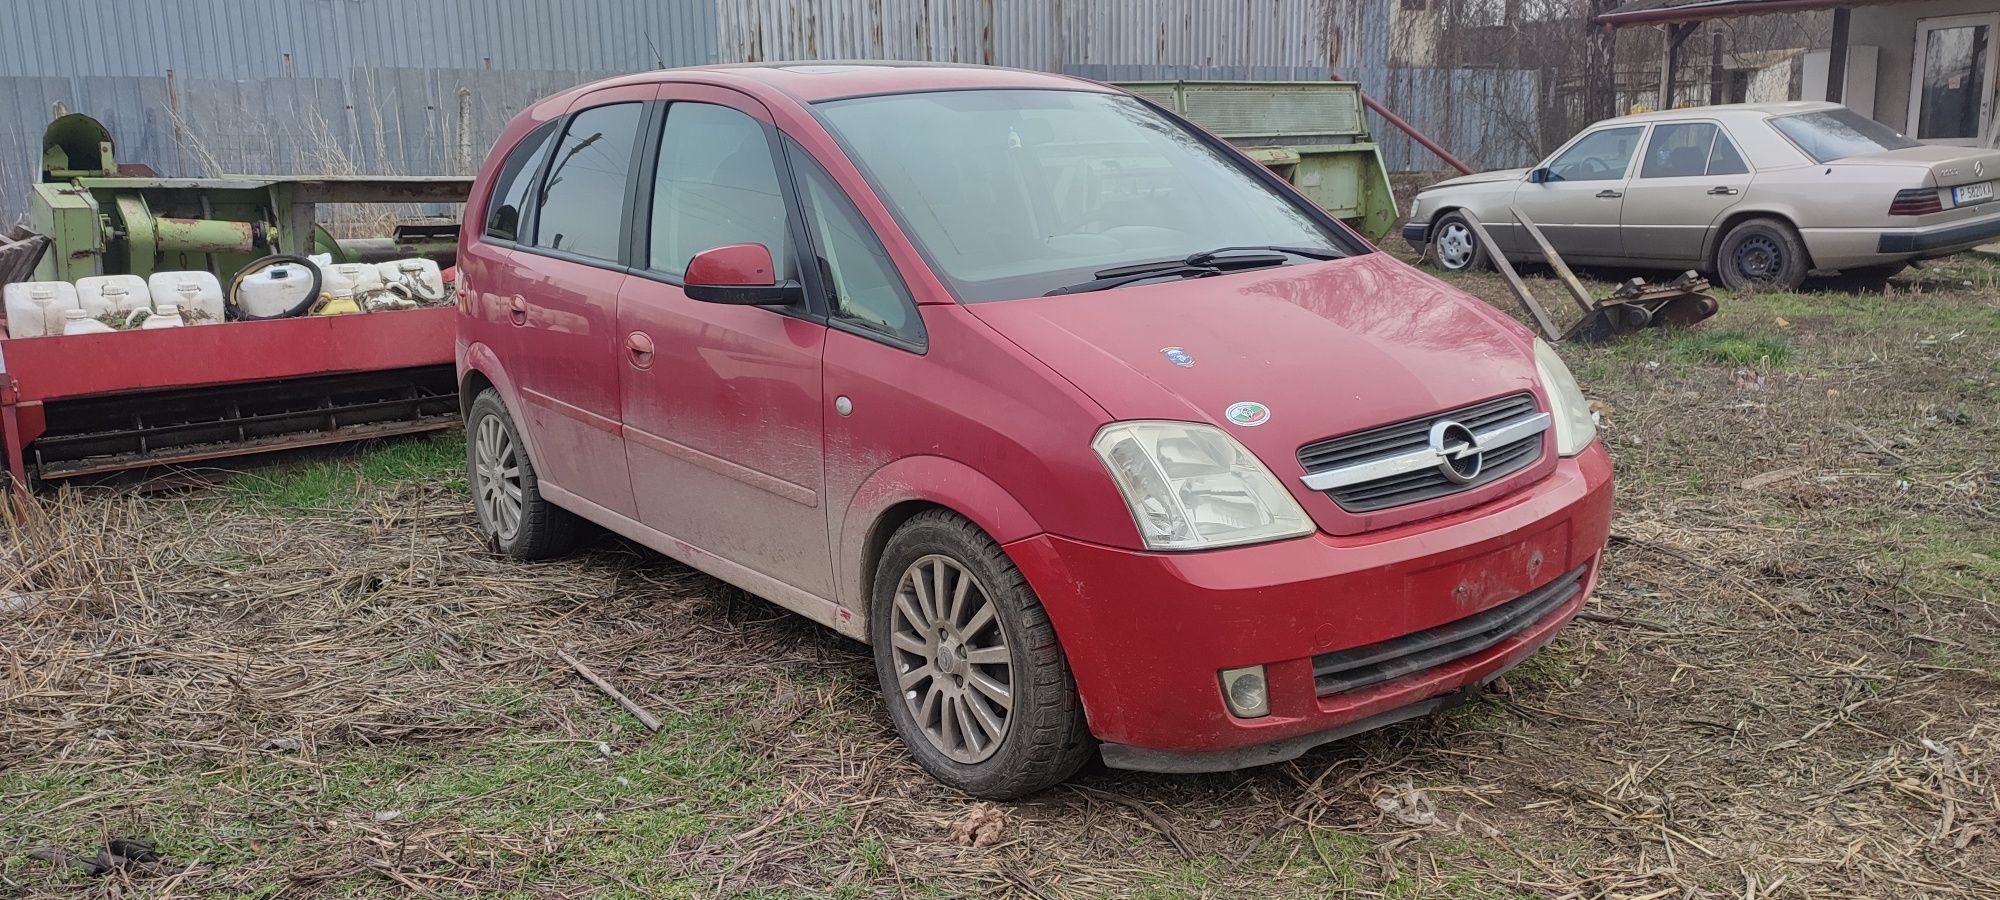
[1953,181,1994,205]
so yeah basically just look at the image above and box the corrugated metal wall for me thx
[1,0,1536,223]
[0,0,716,222]
[709,0,1540,171]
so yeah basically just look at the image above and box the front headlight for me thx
[1091,421,1315,551]
[1533,338,1597,456]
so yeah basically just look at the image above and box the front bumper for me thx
[1401,220,1430,248]
[1004,444,1613,773]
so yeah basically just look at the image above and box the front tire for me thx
[870,510,1093,799]
[467,389,579,560]
[1428,211,1489,272]
[1715,217,1809,291]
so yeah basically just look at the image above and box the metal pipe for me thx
[1334,73,1474,175]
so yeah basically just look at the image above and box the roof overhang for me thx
[1595,0,1923,27]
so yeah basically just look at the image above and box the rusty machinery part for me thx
[1469,206,1720,345]
[225,254,322,321]
[26,366,459,482]
[1564,272,1719,344]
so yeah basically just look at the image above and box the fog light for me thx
[1218,665,1270,718]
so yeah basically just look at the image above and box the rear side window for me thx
[648,103,793,278]
[484,121,557,243]
[1707,130,1749,175]
[791,142,924,348]
[1641,123,1718,178]
[533,102,644,261]
[1770,109,1921,163]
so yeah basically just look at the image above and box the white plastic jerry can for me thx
[77,274,152,317]
[377,258,446,302]
[4,280,81,339]
[146,271,226,324]
[234,262,318,318]
[321,262,384,296]
[60,309,116,335]
[139,303,187,329]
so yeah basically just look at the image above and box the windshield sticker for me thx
[1161,346,1195,368]
[1224,401,1270,427]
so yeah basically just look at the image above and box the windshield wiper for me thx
[1090,245,1341,281]
[1045,246,1341,297]
[1042,265,1222,297]
[1185,245,1342,267]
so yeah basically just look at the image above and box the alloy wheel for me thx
[474,414,523,541]
[888,554,1014,764]
[1435,221,1475,269]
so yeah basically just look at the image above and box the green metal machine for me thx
[31,113,468,284]
[1119,81,1398,241]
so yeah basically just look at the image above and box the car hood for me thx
[967,253,1542,473]
[1420,168,1529,192]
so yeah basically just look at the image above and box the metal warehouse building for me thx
[0,0,1541,222]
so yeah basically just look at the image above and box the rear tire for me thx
[467,389,579,560]
[870,510,1093,799]
[1428,211,1489,273]
[1715,217,1809,291]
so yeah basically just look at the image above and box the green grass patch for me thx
[223,434,464,512]
[1664,329,1792,366]
[1885,516,2000,599]
[0,703,780,897]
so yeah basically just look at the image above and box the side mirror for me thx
[683,243,803,305]
[1527,168,1551,184]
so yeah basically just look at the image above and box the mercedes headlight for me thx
[1091,422,1314,551]
[1533,338,1597,456]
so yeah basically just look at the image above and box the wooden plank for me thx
[1462,215,1561,341]
[1508,206,1598,314]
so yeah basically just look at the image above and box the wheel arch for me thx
[838,456,1045,630]
[456,343,543,465]
[1706,208,1815,273]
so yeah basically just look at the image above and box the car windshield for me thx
[814,89,1348,302]
[1769,108,1921,163]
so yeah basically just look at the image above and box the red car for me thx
[456,63,1613,798]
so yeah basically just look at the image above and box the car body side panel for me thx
[1622,171,1752,263]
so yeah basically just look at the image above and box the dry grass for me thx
[3,254,1998,898]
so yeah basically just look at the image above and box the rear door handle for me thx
[625,331,656,369]
[1595,189,1623,199]
[1707,186,1739,196]
[508,295,527,326]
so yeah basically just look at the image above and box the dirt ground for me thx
[3,249,1997,898]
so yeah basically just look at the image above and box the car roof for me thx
[568,61,1115,105]
[1592,100,1840,127]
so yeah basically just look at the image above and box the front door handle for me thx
[624,331,656,369]
[1707,186,1739,196]
[508,295,527,326]
[1595,189,1623,199]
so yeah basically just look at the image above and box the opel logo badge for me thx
[1428,419,1483,484]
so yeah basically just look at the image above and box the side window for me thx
[790,142,925,348]
[483,121,558,243]
[533,102,644,262]
[649,103,792,278]
[1545,126,1644,182]
[1641,123,1718,178]
[1707,129,1750,176]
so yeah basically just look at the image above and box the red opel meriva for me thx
[457,62,1613,798]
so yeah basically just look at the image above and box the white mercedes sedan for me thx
[1403,102,2000,290]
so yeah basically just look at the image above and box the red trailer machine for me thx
[0,115,465,489]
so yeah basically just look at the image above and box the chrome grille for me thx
[1297,393,1545,513]
[1312,564,1587,697]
